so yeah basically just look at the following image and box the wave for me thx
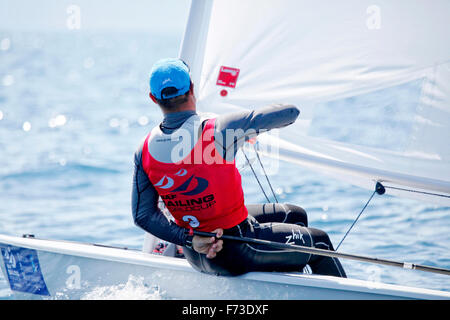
[0,163,122,181]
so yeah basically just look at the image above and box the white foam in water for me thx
[80,275,163,300]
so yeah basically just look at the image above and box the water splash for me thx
[80,275,163,300]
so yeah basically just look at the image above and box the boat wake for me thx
[81,275,163,300]
[52,275,164,300]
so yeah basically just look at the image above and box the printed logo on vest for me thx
[172,175,208,196]
[157,171,216,216]
[154,171,209,196]
[154,176,174,189]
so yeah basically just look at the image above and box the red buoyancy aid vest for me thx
[141,118,248,231]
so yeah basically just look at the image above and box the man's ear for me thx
[149,92,158,104]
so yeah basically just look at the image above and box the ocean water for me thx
[0,30,449,299]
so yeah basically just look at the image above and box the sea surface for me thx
[0,30,449,299]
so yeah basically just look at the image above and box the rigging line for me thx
[241,148,271,203]
[336,190,376,251]
[336,182,385,251]
[252,143,279,203]
[383,185,450,199]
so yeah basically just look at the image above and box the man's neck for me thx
[162,101,196,114]
[161,110,197,132]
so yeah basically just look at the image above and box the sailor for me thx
[132,58,346,277]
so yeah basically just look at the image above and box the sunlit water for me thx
[0,31,449,299]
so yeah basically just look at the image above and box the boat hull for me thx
[1,234,449,300]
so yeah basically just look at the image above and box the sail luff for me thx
[178,0,214,96]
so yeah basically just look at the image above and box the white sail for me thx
[180,0,450,204]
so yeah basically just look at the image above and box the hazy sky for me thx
[0,0,191,32]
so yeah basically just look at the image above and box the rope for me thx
[252,144,279,203]
[383,185,450,199]
[241,148,271,203]
[335,182,385,251]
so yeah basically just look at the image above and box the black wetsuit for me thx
[132,105,346,277]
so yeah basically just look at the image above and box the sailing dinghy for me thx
[1,234,449,299]
[1,0,450,299]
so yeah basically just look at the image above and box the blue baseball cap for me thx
[149,58,191,100]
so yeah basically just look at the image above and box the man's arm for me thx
[131,146,188,246]
[213,104,300,161]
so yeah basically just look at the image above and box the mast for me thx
[178,0,214,97]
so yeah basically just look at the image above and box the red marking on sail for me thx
[216,66,240,88]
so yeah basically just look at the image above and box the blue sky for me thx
[0,0,191,32]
